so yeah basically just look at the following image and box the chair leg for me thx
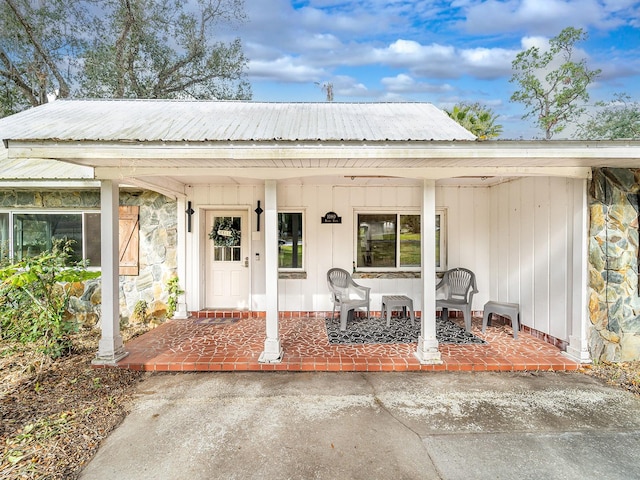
[463,307,472,333]
[441,308,448,321]
[340,305,350,331]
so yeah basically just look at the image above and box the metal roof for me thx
[0,99,476,143]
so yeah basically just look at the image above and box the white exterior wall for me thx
[488,177,583,342]
[183,177,584,343]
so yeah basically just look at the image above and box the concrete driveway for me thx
[79,371,640,480]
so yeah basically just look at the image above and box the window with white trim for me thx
[0,207,141,274]
[0,211,101,266]
[355,210,447,271]
[278,212,304,270]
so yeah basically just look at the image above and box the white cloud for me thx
[461,0,632,34]
[248,57,327,82]
[381,73,454,93]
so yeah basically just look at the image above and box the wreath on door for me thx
[209,217,241,247]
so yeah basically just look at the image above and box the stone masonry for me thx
[0,188,178,327]
[589,168,640,362]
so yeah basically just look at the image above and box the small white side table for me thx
[381,295,415,327]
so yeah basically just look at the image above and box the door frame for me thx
[196,205,253,311]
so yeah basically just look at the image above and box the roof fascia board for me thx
[0,180,100,188]
[95,166,592,180]
[6,140,640,162]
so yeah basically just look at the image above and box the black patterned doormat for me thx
[324,316,486,345]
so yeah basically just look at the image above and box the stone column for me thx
[259,180,283,363]
[93,180,127,365]
[415,179,443,364]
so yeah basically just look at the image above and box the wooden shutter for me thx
[119,206,139,276]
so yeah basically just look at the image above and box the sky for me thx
[223,0,640,139]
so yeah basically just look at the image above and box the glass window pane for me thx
[13,213,83,262]
[400,215,421,267]
[357,214,396,268]
[0,213,9,261]
[84,212,101,267]
[232,247,241,262]
[278,212,303,269]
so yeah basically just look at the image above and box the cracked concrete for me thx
[79,372,640,480]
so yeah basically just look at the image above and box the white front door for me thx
[205,211,250,309]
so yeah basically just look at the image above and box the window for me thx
[278,212,303,269]
[9,212,100,266]
[0,207,141,273]
[356,210,447,271]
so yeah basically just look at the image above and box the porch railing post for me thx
[416,179,443,364]
[260,179,283,363]
[565,178,592,363]
[93,180,127,365]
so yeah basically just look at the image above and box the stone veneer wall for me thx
[589,168,640,362]
[0,188,177,326]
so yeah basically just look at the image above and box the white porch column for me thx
[564,178,592,363]
[173,196,188,319]
[259,180,283,363]
[93,180,127,365]
[415,179,443,364]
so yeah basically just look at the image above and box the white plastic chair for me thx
[436,267,478,333]
[327,268,371,331]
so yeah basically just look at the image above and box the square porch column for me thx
[564,178,591,363]
[93,180,127,365]
[259,179,283,363]
[415,179,443,364]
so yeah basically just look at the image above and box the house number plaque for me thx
[321,211,342,224]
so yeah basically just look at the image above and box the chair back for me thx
[327,268,350,290]
[444,268,476,301]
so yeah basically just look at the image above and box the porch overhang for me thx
[7,138,640,183]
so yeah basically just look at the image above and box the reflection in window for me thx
[358,214,397,268]
[278,212,303,269]
[400,215,421,267]
[13,213,83,262]
[0,213,9,261]
[356,212,446,270]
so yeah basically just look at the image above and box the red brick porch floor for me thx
[113,313,582,372]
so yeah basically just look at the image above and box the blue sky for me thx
[228,0,640,139]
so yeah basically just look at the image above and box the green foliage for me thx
[78,0,251,100]
[445,102,503,140]
[510,26,601,139]
[0,0,90,115]
[1,0,251,118]
[132,299,149,323]
[576,93,640,140]
[0,240,100,358]
[166,275,184,319]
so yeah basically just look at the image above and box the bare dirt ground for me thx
[1,326,639,479]
[0,326,150,480]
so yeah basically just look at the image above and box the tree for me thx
[575,93,640,140]
[79,0,251,100]
[445,102,503,140]
[0,0,90,115]
[0,0,251,117]
[510,27,601,139]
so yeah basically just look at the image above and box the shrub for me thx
[0,240,100,358]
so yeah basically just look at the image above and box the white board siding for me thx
[489,177,580,341]
[184,179,581,342]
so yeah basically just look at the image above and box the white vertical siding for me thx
[489,177,580,341]
[183,178,582,342]
[437,185,492,311]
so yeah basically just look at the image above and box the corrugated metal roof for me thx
[0,157,94,180]
[0,100,476,143]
